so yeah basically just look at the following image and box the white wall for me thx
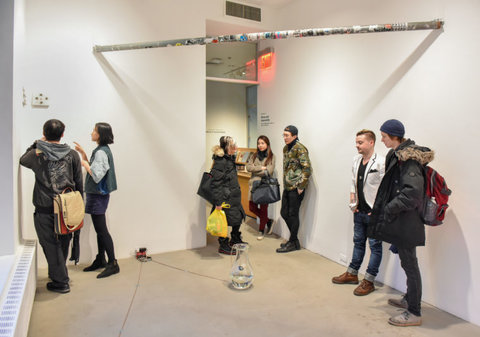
[15,0,480,327]
[15,0,209,265]
[13,0,277,266]
[206,81,248,166]
[0,0,16,255]
[257,0,480,325]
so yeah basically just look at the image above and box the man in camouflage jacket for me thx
[277,125,312,253]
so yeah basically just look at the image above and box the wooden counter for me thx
[237,170,256,218]
[235,147,257,219]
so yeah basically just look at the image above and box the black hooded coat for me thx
[368,139,434,248]
[210,145,245,227]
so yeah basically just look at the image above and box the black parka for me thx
[368,139,434,248]
[210,145,245,227]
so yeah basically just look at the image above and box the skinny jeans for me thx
[280,189,305,242]
[249,201,269,231]
[397,246,422,316]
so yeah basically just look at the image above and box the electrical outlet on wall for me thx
[22,87,27,107]
[32,93,49,108]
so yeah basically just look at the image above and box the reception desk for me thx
[237,170,256,218]
[235,147,257,219]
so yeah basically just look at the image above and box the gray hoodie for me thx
[20,140,83,211]
[36,140,71,161]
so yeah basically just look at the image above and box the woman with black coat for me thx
[210,136,246,255]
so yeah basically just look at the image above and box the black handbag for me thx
[251,172,281,204]
[197,172,215,204]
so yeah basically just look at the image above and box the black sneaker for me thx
[276,241,298,253]
[277,240,302,249]
[46,282,70,294]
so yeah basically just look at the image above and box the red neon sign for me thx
[260,52,272,69]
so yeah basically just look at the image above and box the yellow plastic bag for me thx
[206,203,230,238]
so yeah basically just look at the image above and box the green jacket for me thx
[283,141,312,191]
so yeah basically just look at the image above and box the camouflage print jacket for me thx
[283,141,312,191]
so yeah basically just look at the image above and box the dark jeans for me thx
[398,246,422,316]
[34,212,71,286]
[348,212,382,280]
[280,189,305,242]
[91,214,116,263]
[249,201,269,231]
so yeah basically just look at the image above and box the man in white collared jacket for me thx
[332,129,385,296]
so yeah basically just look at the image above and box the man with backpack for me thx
[368,119,434,327]
[20,119,83,293]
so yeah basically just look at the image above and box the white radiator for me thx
[0,241,36,337]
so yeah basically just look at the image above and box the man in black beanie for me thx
[276,125,312,253]
[368,119,434,326]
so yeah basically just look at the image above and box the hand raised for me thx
[73,142,84,153]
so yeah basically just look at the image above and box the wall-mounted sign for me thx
[260,112,274,127]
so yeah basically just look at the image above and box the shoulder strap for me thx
[430,169,436,196]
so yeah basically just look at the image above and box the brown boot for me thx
[332,272,359,284]
[353,279,375,296]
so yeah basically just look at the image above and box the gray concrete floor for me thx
[28,218,480,337]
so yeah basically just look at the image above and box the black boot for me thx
[83,254,107,272]
[218,237,236,255]
[230,231,247,246]
[97,260,120,279]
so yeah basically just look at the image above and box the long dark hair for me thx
[252,135,273,165]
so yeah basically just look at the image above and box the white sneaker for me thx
[388,310,422,327]
[257,231,265,240]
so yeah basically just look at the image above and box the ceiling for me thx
[246,0,297,9]
[205,1,297,80]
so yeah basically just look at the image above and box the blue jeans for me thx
[348,212,383,281]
